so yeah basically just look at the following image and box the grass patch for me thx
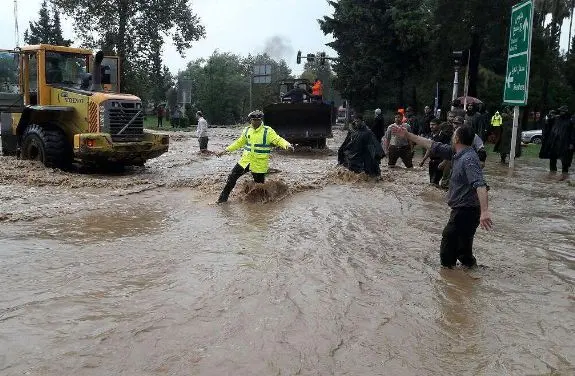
[485,143,541,159]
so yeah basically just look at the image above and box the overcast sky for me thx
[2,0,575,76]
[1,0,337,77]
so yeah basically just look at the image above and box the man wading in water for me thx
[215,110,293,203]
[392,124,494,268]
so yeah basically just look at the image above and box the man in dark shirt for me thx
[370,108,386,143]
[392,124,493,268]
[421,105,435,137]
[419,118,450,186]
[282,85,312,103]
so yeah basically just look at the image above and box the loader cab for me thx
[14,45,121,106]
[0,49,22,110]
[279,79,311,103]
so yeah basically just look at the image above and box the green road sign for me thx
[503,0,533,106]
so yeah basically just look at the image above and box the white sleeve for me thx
[473,134,484,150]
[197,119,208,135]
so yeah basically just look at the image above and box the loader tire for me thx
[21,124,72,168]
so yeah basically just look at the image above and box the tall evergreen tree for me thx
[24,0,72,46]
[24,0,53,45]
[51,9,72,46]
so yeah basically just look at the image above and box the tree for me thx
[319,0,575,119]
[24,0,71,46]
[320,0,431,111]
[176,51,294,125]
[51,0,206,97]
[180,51,248,124]
[51,9,72,46]
[243,53,293,112]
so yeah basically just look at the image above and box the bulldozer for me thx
[0,44,169,168]
[263,79,333,148]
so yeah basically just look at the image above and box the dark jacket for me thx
[422,112,434,136]
[283,87,311,103]
[338,123,384,177]
[407,115,421,135]
[465,112,485,137]
[370,115,386,142]
[494,112,522,157]
[539,114,575,159]
[430,131,451,160]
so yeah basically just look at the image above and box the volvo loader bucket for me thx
[263,102,333,148]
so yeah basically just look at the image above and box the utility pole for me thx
[14,0,20,47]
[569,0,575,54]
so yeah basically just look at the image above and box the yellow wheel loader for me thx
[0,44,169,168]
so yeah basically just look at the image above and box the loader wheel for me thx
[21,124,72,168]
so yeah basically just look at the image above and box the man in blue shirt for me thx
[392,124,493,268]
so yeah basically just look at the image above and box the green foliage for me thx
[320,0,432,111]
[0,53,19,91]
[320,0,575,118]
[51,0,205,101]
[177,51,294,125]
[24,0,72,46]
[243,53,294,111]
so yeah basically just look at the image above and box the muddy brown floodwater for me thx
[1,127,574,375]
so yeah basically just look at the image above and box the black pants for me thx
[198,137,208,151]
[218,164,265,202]
[428,159,442,185]
[157,116,163,127]
[440,207,481,268]
[550,151,573,173]
[388,145,413,168]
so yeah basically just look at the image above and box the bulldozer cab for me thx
[279,79,311,103]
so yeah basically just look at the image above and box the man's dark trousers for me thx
[218,164,265,202]
[440,207,481,268]
[429,159,442,185]
[550,150,574,173]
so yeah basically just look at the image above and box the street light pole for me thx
[249,74,252,112]
[451,50,464,111]
[451,66,460,111]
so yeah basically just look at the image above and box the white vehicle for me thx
[521,129,542,144]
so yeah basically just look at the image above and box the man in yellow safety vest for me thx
[491,110,503,144]
[216,110,294,203]
[491,111,502,128]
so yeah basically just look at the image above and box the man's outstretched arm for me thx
[392,125,452,160]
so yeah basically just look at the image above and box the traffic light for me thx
[306,53,315,63]
[320,52,326,65]
[296,50,302,64]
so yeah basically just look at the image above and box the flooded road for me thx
[1,128,574,375]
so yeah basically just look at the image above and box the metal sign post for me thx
[177,79,193,106]
[504,0,533,168]
[250,64,272,111]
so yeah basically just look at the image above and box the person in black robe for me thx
[539,106,575,180]
[338,114,384,177]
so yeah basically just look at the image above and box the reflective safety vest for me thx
[226,124,291,173]
[491,113,502,127]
